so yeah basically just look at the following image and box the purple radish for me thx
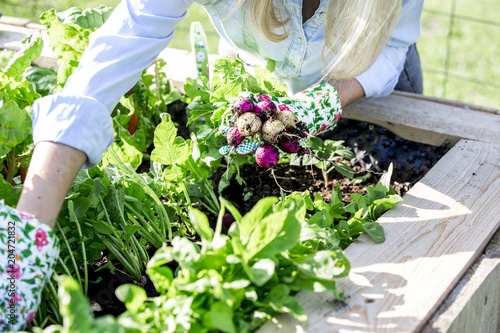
[222,213,235,228]
[255,144,280,168]
[279,140,304,154]
[254,100,277,121]
[232,97,255,118]
[227,126,245,147]
[279,140,326,161]
[237,112,262,136]
[255,144,292,193]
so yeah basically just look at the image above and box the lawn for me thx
[1,0,498,109]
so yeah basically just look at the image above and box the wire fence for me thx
[419,0,499,109]
[1,0,499,109]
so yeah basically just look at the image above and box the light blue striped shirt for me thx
[31,0,424,168]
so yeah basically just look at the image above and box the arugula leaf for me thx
[209,302,237,333]
[150,113,189,166]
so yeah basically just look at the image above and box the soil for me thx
[213,162,409,216]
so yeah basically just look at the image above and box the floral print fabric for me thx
[219,82,342,155]
[0,201,60,331]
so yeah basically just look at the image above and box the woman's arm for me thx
[16,142,86,229]
[355,0,424,98]
[329,78,365,107]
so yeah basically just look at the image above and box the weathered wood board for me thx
[342,92,500,146]
[422,231,500,332]
[257,139,500,333]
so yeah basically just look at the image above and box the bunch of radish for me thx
[226,96,313,169]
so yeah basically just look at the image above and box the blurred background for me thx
[1,0,498,109]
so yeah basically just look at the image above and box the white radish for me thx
[237,112,262,136]
[276,111,299,129]
[261,119,286,143]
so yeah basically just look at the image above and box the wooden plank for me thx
[0,16,30,27]
[391,91,500,116]
[342,93,500,147]
[257,139,500,333]
[421,231,500,333]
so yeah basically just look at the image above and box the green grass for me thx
[2,0,498,109]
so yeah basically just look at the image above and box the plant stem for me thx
[56,224,82,287]
[154,59,165,112]
[57,257,73,277]
[6,148,16,184]
[214,202,225,241]
[125,205,163,248]
[101,237,141,280]
[321,161,330,191]
[130,233,149,265]
[73,213,88,296]
[199,200,218,216]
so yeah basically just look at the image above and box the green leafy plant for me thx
[39,6,113,89]
[0,33,43,203]
[289,136,356,188]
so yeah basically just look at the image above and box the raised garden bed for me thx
[2,20,500,332]
[159,47,500,332]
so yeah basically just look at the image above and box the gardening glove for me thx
[0,201,60,331]
[218,82,342,155]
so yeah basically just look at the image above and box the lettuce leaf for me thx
[39,6,113,89]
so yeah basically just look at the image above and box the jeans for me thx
[394,44,423,94]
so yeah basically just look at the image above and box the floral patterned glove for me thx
[0,201,60,331]
[219,82,342,155]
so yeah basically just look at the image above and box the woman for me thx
[1,0,423,329]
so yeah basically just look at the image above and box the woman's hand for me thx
[219,82,344,156]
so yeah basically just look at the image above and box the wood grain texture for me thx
[422,232,500,333]
[342,94,500,146]
[257,139,500,333]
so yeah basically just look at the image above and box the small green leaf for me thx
[189,208,213,243]
[210,302,236,333]
[239,197,278,242]
[56,275,93,333]
[91,221,115,235]
[147,266,173,293]
[115,284,147,313]
[243,258,275,286]
[363,222,385,243]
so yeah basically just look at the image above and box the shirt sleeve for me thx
[31,0,195,168]
[355,0,424,98]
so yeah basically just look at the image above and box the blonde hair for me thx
[242,0,402,81]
